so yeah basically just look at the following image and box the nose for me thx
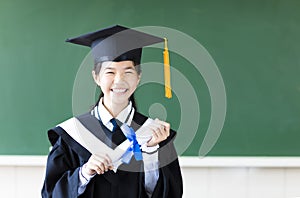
[114,72,124,82]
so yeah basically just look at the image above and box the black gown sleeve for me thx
[151,130,183,198]
[42,137,81,198]
[133,112,183,198]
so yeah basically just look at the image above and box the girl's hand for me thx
[83,154,113,176]
[146,118,170,147]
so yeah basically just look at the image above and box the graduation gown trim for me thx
[56,116,131,167]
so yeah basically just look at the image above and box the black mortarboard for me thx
[66,25,164,65]
[66,25,172,98]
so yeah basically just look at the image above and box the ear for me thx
[92,70,101,86]
[137,73,142,85]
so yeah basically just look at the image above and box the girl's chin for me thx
[109,96,130,104]
[103,92,133,105]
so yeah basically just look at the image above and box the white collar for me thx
[93,98,135,131]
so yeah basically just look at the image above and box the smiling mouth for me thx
[111,88,128,93]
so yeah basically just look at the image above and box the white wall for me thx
[1,156,300,198]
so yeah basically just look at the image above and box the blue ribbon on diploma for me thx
[121,125,143,164]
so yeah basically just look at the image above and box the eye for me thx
[125,69,135,74]
[105,71,115,74]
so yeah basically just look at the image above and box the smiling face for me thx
[92,60,141,114]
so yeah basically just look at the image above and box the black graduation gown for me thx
[41,111,183,198]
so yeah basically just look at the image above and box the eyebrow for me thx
[104,66,135,70]
[124,66,135,70]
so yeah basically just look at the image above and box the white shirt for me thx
[78,98,159,196]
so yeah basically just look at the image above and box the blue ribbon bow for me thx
[121,125,143,164]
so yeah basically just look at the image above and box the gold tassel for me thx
[163,38,172,98]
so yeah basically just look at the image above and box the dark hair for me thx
[91,61,140,110]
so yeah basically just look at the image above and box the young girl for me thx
[42,25,183,198]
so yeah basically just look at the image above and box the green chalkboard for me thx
[1,0,299,156]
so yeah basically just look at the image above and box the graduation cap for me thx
[66,25,172,98]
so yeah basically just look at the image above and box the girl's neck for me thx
[102,98,128,118]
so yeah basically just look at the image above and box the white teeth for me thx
[112,88,127,93]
